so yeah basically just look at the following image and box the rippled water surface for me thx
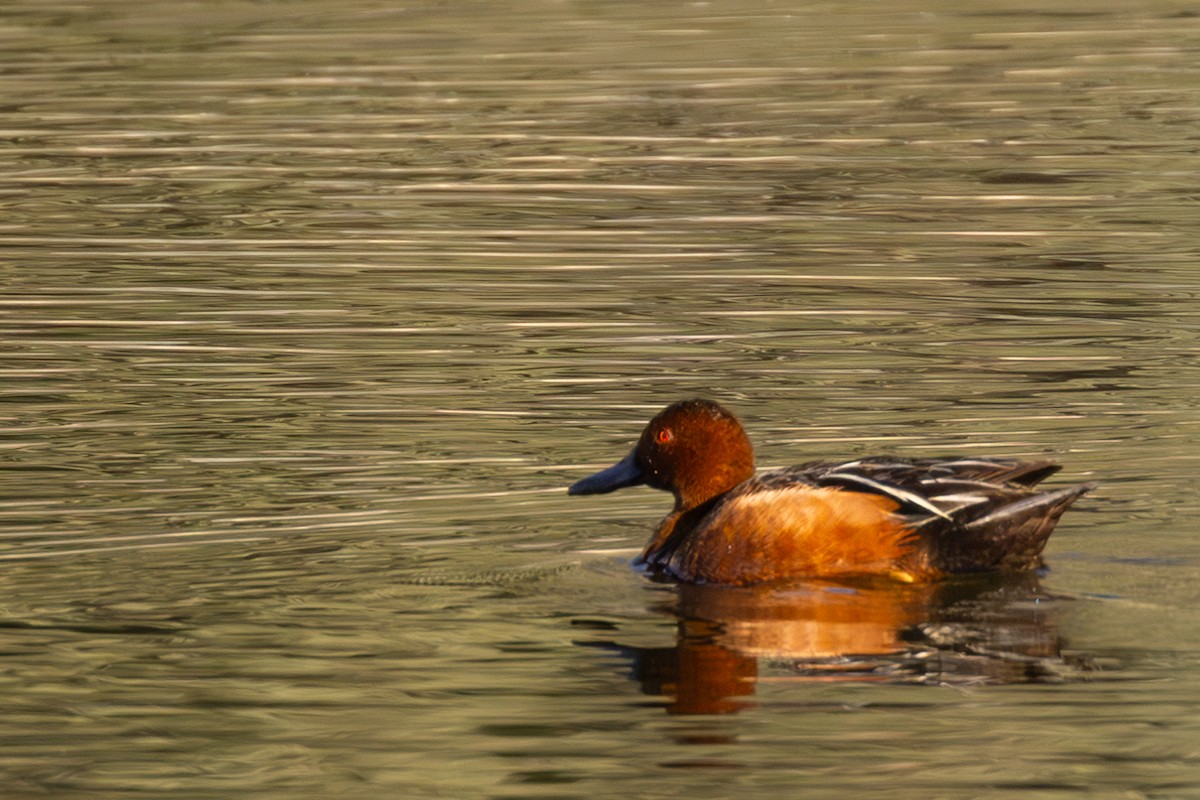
[3,0,1200,797]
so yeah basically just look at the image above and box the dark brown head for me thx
[568,399,756,511]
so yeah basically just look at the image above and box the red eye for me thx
[656,428,674,444]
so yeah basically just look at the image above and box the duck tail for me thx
[938,482,1097,573]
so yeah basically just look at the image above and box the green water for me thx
[2,0,1199,796]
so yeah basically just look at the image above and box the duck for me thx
[568,399,1094,585]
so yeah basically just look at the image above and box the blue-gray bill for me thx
[567,451,645,495]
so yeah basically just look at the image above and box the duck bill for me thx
[568,451,646,495]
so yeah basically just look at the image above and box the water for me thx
[3,0,1200,796]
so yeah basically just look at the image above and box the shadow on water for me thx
[578,572,1097,715]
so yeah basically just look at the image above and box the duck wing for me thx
[760,457,1095,573]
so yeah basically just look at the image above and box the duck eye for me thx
[655,428,674,445]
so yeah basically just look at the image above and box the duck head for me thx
[568,399,756,511]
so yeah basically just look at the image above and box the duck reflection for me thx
[589,574,1087,715]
